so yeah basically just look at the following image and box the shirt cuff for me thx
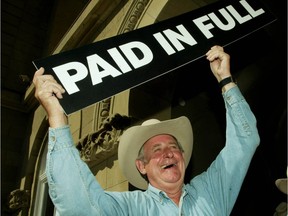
[48,125,74,151]
[222,86,244,106]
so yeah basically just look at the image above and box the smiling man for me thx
[119,117,192,206]
[33,45,260,215]
[136,134,186,205]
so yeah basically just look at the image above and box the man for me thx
[33,45,260,215]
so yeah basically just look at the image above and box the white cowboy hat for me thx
[118,116,193,190]
[275,166,288,194]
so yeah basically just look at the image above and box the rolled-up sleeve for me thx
[188,86,261,216]
[216,86,260,213]
[46,126,106,215]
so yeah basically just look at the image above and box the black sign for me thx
[33,0,276,114]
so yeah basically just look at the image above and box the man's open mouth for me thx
[161,163,176,169]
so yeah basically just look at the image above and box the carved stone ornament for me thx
[118,0,150,34]
[76,113,136,165]
[4,189,30,214]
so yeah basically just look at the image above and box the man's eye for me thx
[153,148,160,152]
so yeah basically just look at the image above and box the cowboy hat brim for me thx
[118,116,193,190]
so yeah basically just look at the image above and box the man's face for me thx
[136,134,186,190]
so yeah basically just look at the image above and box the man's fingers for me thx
[33,67,66,102]
[33,67,65,93]
[36,81,65,102]
[205,46,226,62]
[206,51,221,62]
[33,67,45,80]
[36,67,45,75]
[33,67,57,84]
[210,45,224,51]
[41,79,66,96]
[33,67,44,84]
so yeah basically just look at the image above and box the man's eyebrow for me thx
[151,143,162,150]
[151,141,178,149]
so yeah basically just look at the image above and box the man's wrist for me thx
[219,76,237,93]
[49,114,68,128]
[219,76,235,88]
[221,82,237,93]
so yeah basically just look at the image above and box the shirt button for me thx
[50,190,56,198]
[51,136,56,142]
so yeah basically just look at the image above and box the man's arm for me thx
[205,45,237,93]
[202,46,260,214]
[33,67,67,127]
[32,68,124,215]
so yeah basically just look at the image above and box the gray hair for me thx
[136,136,184,162]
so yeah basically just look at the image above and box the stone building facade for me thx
[18,1,215,215]
[4,0,286,215]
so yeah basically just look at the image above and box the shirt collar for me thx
[147,183,187,202]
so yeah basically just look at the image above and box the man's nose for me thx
[163,148,174,158]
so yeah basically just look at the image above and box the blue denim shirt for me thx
[46,86,260,216]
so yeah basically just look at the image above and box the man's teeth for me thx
[161,164,176,169]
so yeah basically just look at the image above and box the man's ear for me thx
[135,160,147,175]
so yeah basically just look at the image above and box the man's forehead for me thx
[143,134,177,147]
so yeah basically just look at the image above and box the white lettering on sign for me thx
[119,41,153,69]
[52,41,153,95]
[107,47,132,73]
[153,24,197,55]
[193,0,265,38]
[153,32,175,55]
[208,9,236,31]
[53,62,88,94]
[239,0,264,17]
[87,54,122,86]
[51,0,265,95]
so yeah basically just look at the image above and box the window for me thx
[32,136,58,216]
